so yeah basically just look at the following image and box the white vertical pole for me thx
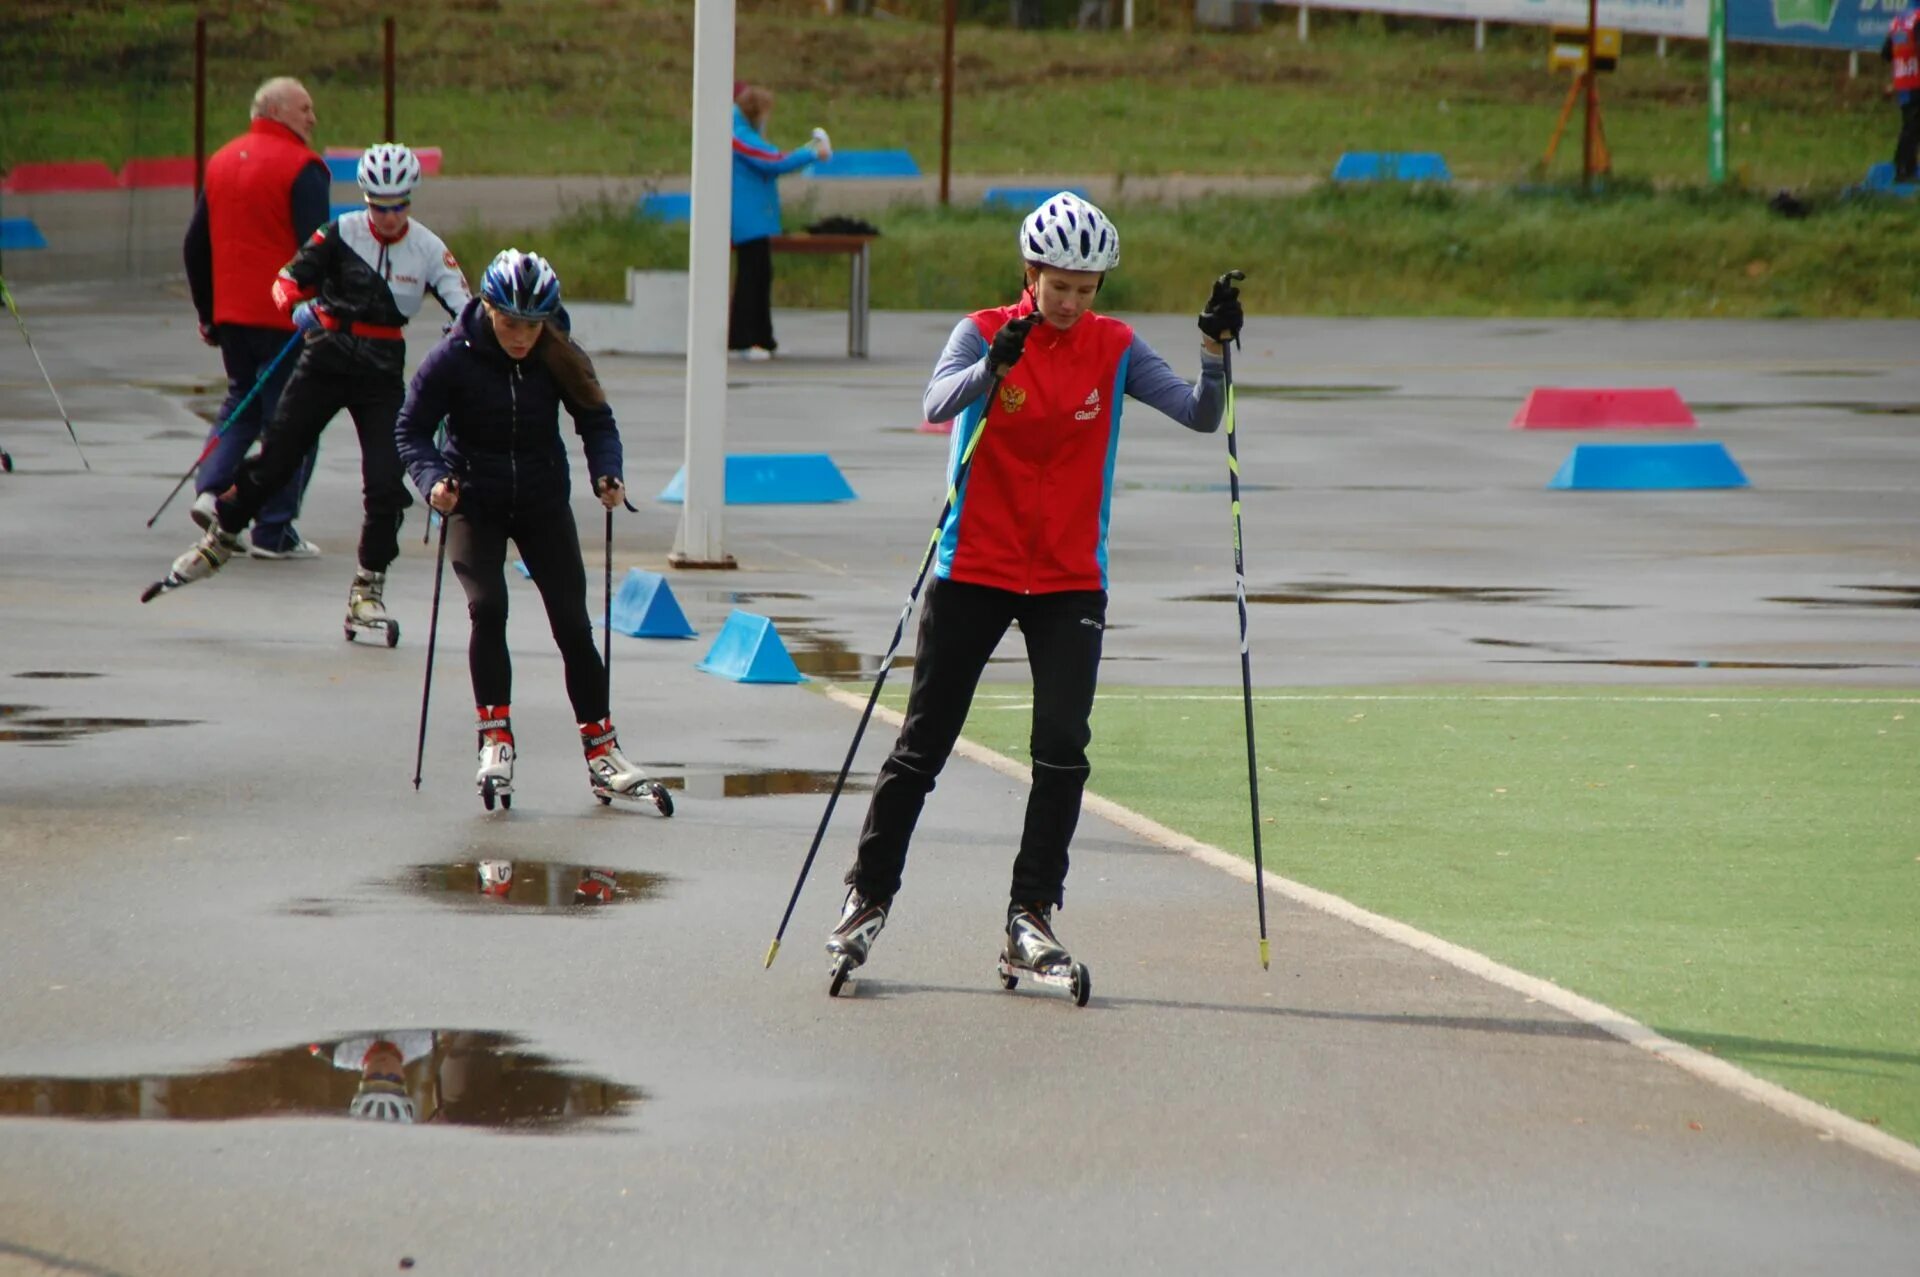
[1658,34,1667,58]
[1474,19,1485,51]
[1849,49,1860,79]
[1297,3,1309,42]
[674,0,737,569]
[1124,0,1134,32]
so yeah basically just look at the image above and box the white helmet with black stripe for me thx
[1018,192,1120,273]
[357,142,422,201]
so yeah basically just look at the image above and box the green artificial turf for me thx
[886,682,1920,1142]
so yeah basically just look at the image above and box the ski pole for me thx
[0,275,89,470]
[0,444,11,473]
[600,491,638,680]
[412,496,453,790]
[1214,269,1271,970]
[422,421,448,544]
[145,331,301,528]
[765,352,1026,970]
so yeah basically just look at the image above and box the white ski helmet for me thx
[1018,192,1120,273]
[357,142,422,201]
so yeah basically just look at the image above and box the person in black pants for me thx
[395,249,669,815]
[823,192,1241,993]
[150,143,468,646]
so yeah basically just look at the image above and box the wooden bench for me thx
[766,233,876,359]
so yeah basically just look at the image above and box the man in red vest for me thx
[182,76,330,558]
[1882,1,1920,183]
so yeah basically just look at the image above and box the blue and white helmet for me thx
[481,248,562,320]
[356,142,421,201]
[1019,192,1120,273]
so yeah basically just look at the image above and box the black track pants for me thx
[447,501,608,725]
[1897,97,1920,182]
[847,576,1107,910]
[216,337,412,572]
[727,237,775,352]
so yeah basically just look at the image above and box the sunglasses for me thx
[366,199,411,214]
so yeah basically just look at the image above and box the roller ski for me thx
[343,568,400,647]
[140,522,240,603]
[996,903,1091,1007]
[476,705,514,811]
[824,888,890,997]
[581,718,673,816]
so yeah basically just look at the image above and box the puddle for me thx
[0,1031,640,1129]
[1768,585,1920,611]
[1119,480,1281,493]
[698,590,813,605]
[146,428,206,442]
[772,621,911,680]
[1690,400,1920,416]
[399,860,668,910]
[1233,384,1397,400]
[1488,325,1554,338]
[0,706,197,746]
[1177,583,1557,606]
[1497,658,1906,670]
[663,768,872,800]
[1772,369,1886,378]
[11,671,103,680]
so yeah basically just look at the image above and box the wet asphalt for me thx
[0,281,1916,1274]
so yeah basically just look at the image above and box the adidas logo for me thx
[1075,387,1101,421]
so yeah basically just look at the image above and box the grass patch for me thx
[448,186,1920,318]
[0,1,1895,189]
[881,682,1920,1141]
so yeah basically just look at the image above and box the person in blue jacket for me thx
[394,249,669,815]
[729,84,830,359]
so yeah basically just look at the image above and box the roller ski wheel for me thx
[994,956,1091,1007]
[581,718,672,816]
[828,954,855,998]
[480,778,513,812]
[590,778,672,816]
[343,616,401,647]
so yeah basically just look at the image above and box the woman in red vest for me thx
[824,192,1244,998]
[1883,2,1920,182]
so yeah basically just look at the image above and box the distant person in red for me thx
[1883,0,1920,183]
[182,76,328,557]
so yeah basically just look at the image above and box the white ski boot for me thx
[343,568,400,647]
[580,718,673,816]
[825,887,890,998]
[998,902,1091,1007]
[476,705,514,811]
[141,522,241,602]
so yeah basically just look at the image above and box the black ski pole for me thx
[412,503,453,790]
[146,331,301,528]
[423,421,448,544]
[0,274,89,470]
[765,359,1020,970]
[1215,270,1270,970]
[599,492,637,678]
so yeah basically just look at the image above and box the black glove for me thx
[197,321,220,347]
[1198,270,1245,346]
[988,312,1040,374]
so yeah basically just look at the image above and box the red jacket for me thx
[938,302,1136,594]
[203,120,320,329]
[1893,12,1920,93]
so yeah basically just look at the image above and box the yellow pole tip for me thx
[763,939,781,969]
[1259,938,1271,970]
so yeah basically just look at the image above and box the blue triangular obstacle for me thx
[695,610,806,684]
[658,454,857,505]
[1549,442,1749,491]
[610,568,697,639]
[1332,151,1452,183]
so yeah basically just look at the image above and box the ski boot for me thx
[476,705,514,811]
[573,868,620,906]
[140,521,241,602]
[997,902,1091,1007]
[343,568,400,647]
[825,887,890,997]
[476,859,515,898]
[581,718,673,816]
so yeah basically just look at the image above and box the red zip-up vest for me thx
[204,119,318,329]
[936,302,1135,594]
[1893,12,1920,92]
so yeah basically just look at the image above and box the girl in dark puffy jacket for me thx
[394,249,670,816]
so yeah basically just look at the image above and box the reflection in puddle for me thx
[11,671,104,680]
[1497,658,1903,670]
[698,590,813,605]
[402,861,667,910]
[1177,583,1557,606]
[0,705,197,746]
[662,769,872,800]
[1767,585,1920,611]
[0,1031,640,1130]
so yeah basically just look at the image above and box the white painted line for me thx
[967,692,1920,706]
[821,684,1920,1180]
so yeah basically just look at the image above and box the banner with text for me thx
[1271,0,1710,38]
[1727,0,1901,50]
